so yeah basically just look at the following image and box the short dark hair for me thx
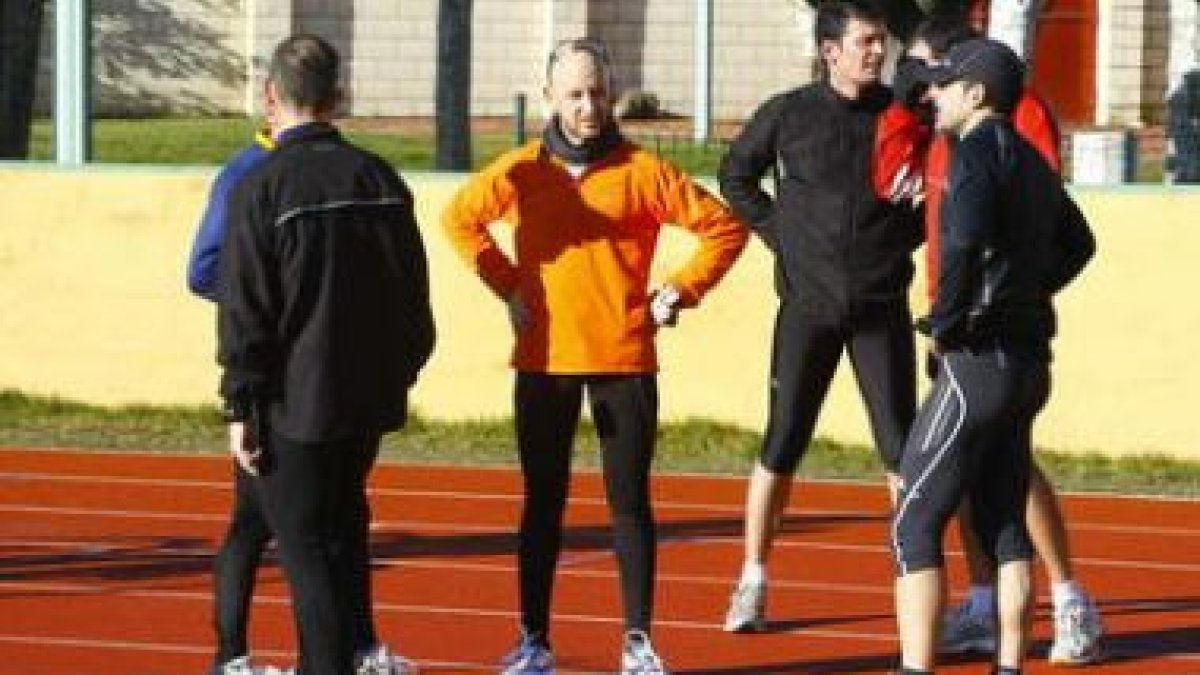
[814,0,886,46]
[910,14,982,58]
[267,34,340,112]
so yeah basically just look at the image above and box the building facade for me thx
[34,0,1200,129]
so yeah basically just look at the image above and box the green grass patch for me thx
[26,117,728,175]
[1,389,1196,497]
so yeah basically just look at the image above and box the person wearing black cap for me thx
[889,37,1095,675]
[891,16,1105,666]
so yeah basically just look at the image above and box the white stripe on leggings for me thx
[892,356,968,575]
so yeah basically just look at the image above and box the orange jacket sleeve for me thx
[647,157,749,307]
[440,154,522,299]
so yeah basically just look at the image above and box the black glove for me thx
[892,56,932,111]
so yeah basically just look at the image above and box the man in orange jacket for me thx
[880,14,1104,667]
[442,38,747,675]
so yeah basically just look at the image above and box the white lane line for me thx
[3,502,1200,573]
[0,634,529,673]
[4,470,1196,537]
[4,581,1200,665]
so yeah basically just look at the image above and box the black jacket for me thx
[217,122,435,442]
[932,117,1095,361]
[719,82,922,314]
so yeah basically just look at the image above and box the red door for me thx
[1031,0,1097,126]
[973,0,1097,127]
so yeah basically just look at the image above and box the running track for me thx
[1,448,1197,674]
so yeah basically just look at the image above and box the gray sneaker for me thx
[937,601,997,654]
[499,630,555,675]
[723,581,766,633]
[620,630,668,674]
[1049,596,1104,665]
[356,643,417,674]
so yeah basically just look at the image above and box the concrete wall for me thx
[1,165,1197,460]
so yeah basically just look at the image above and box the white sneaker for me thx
[211,657,291,675]
[1049,596,1104,665]
[212,656,255,675]
[499,630,555,674]
[620,630,668,675]
[357,643,418,674]
[723,581,766,633]
[937,601,997,654]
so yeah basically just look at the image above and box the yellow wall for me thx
[1,166,1197,459]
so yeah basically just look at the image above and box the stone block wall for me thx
[26,0,1185,127]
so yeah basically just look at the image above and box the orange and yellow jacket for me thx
[442,139,748,374]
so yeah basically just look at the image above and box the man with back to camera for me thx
[890,37,1095,675]
[218,34,435,675]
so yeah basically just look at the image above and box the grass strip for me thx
[1,389,1195,498]
[26,117,728,176]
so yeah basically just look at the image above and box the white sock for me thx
[1051,580,1087,610]
[739,560,766,587]
[966,584,996,617]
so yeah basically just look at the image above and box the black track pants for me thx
[891,348,1048,574]
[760,301,916,474]
[212,465,271,666]
[514,372,658,639]
[257,433,381,675]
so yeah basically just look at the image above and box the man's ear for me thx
[820,39,839,67]
[264,79,281,109]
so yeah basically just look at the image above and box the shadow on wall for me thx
[93,0,243,115]
[291,0,354,113]
[1166,70,1200,183]
[587,1,646,96]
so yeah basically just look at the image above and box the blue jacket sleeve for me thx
[186,145,270,301]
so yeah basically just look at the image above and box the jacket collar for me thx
[273,121,340,148]
[817,80,890,112]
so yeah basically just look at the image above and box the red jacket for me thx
[873,90,1062,304]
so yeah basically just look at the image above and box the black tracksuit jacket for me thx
[217,122,435,442]
[719,81,922,315]
[932,116,1095,361]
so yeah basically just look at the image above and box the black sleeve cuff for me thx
[221,397,254,423]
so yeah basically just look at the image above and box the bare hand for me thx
[228,421,263,475]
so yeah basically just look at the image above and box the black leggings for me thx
[514,372,658,639]
[892,348,1047,574]
[256,433,381,675]
[212,465,271,665]
[760,301,916,474]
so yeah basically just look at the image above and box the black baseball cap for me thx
[922,37,1026,112]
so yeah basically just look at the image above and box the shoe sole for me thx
[723,617,766,633]
[937,638,997,655]
[1049,645,1103,667]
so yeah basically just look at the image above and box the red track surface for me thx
[1,447,1197,674]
